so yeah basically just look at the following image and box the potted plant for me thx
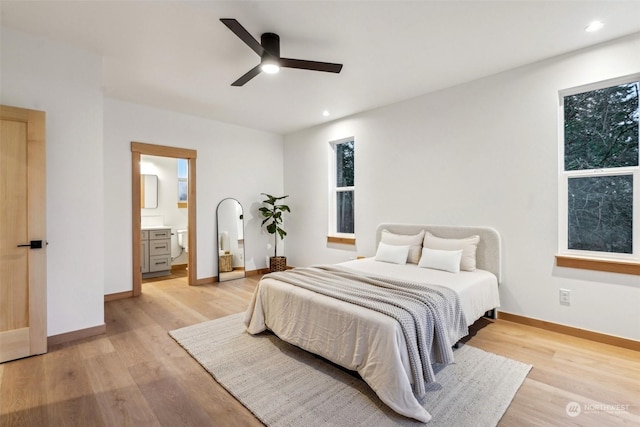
[259,193,290,272]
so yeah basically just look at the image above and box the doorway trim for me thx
[131,142,197,296]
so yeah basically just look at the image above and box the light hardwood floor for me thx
[1,276,638,426]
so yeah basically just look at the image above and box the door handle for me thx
[17,240,43,249]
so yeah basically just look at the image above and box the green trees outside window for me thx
[563,81,638,254]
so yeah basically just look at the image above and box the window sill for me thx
[555,255,640,276]
[327,236,356,245]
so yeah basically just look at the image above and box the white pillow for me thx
[423,232,480,271]
[418,248,463,273]
[380,229,426,264]
[375,242,410,264]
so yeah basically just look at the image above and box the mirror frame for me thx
[216,198,246,281]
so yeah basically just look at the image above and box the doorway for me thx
[131,142,197,296]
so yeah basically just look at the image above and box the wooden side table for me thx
[219,254,233,272]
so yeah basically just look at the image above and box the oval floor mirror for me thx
[216,198,246,281]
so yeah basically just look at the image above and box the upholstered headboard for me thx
[375,223,502,284]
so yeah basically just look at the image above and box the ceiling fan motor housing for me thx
[261,32,280,61]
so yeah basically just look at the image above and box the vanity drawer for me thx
[149,255,171,272]
[149,229,171,240]
[149,239,170,256]
[141,240,149,273]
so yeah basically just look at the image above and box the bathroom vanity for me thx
[141,227,172,278]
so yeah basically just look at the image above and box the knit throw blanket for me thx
[264,265,468,399]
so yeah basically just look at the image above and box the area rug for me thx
[170,313,531,427]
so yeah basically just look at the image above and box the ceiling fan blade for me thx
[280,58,343,73]
[231,64,262,87]
[220,18,264,57]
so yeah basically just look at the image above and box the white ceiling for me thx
[2,1,640,134]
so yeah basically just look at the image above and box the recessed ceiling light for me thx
[585,20,604,32]
[322,110,330,117]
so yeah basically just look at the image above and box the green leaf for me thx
[260,193,291,242]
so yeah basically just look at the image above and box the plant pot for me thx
[269,256,287,272]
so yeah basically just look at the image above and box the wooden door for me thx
[0,105,47,363]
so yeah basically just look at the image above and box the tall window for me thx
[177,158,188,208]
[559,75,639,261]
[329,138,355,237]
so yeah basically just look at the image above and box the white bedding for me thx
[340,258,500,327]
[244,259,500,423]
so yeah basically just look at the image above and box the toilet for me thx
[177,229,188,253]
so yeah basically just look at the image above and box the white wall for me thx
[283,33,640,341]
[0,27,105,336]
[103,98,283,295]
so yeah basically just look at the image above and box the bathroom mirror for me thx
[141,174,158,209]
[216,198,245,281]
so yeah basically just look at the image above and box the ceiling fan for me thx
[220,18,343,87]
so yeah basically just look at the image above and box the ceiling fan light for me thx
[261,62,280,74]
[261,54,280,74]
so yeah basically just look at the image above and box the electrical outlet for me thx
[559,289,571,306]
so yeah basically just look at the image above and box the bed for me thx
[244,224,501,423]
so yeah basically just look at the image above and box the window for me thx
[559,75,639,269]
[177,158,188,208]
[329,138,355,241]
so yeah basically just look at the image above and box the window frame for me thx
[557,73,640,272]
[328,137,355,243]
